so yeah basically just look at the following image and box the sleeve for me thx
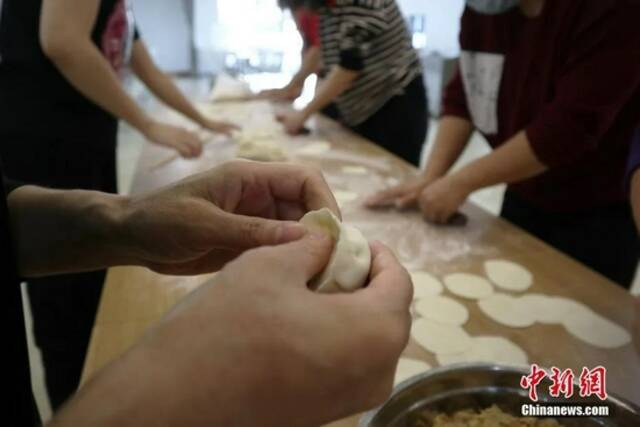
[441,64,471,120]
[298,10,320,49]
[626,128,640,191]
[525,3,640,167]
[337,3,389,71]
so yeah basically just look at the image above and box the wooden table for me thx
[81,103,640,425]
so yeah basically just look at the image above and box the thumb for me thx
[213,211,307,249]
[254,231,334,284]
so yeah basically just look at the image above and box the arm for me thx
[7,161,339,277]
[40,0,202,157]
[259,46,321,101]
[365,116,474,208]
[48,238,411,427]
[130,40,237,135]
[278,66,359,134]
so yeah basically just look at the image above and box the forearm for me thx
[289,46,321,88]
[7,186,129,277]
[301,66,359,117]
[422,116,474,181]
[139,71,205,126]
[45,40,152,132]
[450,130,547,192]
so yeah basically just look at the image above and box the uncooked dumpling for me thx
[484,259,533,292]
[299,208,371,293]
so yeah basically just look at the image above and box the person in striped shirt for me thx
[277,0,428,166]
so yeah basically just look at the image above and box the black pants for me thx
[353,76,428,166]
[501,191,638,289]
[0,132,117,410]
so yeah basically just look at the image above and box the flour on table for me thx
[410,272,444,299]
[414,295,469,326]
[478,293,536,328]
[411,318,472,355]
[443,273,494,300]
[394,357,432,386]
[484,259,533,292]
[437,336,528,368]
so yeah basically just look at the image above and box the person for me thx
[367,0,640,289]
[5,160,412,426]
[0,0,238,409]
[258,2,341,121]
[628,129,640,233]
[275,0,428,166]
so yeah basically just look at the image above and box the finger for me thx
[250,163,340,217]
[242,231,333,284]
[358,242,412,310]
[275,200,307,221]
[394,193,418,210]
[275,113,285,122]
[211,210,307,250]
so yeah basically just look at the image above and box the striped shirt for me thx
[318,0,422,126]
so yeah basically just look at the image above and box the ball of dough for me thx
[299,208,371,293]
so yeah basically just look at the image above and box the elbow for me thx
[40,33,77,63]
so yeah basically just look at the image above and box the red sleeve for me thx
[526,2,640,167]
[296,9,320,49]
[441,64,471,120]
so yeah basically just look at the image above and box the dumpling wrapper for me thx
[299,208,371,293]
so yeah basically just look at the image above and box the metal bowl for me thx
[359,363,640,427]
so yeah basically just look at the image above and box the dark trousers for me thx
[501,191,638,289]
[0,132,117,409]
[353,76,428,166]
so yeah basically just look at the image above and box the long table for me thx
[81,104,640,426]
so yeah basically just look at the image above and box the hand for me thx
[200,116,240,136]
[53,236,412,427]
[418,175,471,224]
[365,175,433,210]
[119,160,339,275]
[276,109,308,135]
[143,120,203,158]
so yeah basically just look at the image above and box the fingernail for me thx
[277,223,305,243]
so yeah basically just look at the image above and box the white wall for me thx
[132,0,192,72]
[398,0,465,58]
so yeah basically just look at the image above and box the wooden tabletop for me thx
[81,101,640,425]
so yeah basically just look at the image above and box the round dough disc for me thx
[436,336,529,367]
[563,310,631,349]
[411,318,473,355]
[443,273,494,300]
[478,293,536,328]
[517,293,591,325]
[394,357,432,386]
[342,165,368,175]
[297,141,331,156]
[484,259,533,292]
[414,295,469,326]
[410,272,444,299]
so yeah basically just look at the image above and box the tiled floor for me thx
[25,77,640,423]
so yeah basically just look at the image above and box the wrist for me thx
[137,116,156,137]
[89,192,133,266]
[447,170,477,196]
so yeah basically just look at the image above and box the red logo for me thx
[520,365,608,402]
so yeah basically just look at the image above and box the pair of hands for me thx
[365,174,472,224]
[52,161,412,426]
[142,116,239,159]
[257,82,304,102]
